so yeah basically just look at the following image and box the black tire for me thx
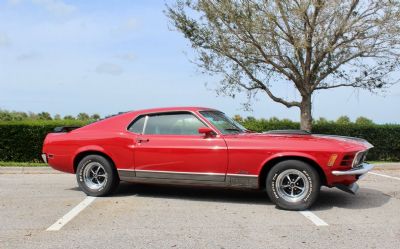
[266,160,320,211]
[76,155,119,197]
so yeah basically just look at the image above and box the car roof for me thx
[127,106,219,115]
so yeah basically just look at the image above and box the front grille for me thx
[340,150,368,168]
[340,155,354,166]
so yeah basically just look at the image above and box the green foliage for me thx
[90,114,101,120]
[38,112,52,120]
[77,113,90,121]
[0,109,102,122]
[336,116,351,124]
[0,117,398,162]
[0,120,89,162]
[64,115,75,120]
[0,110,29,121]
[355,116,374,125]
[233,114,243,122]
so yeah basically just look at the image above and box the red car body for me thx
[42,107,374,208]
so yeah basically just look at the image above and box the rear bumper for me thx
[332,163,374,176]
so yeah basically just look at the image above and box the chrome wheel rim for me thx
[83,162,108,190]
[276,169,309,203]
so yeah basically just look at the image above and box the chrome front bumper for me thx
[332,163,374,176]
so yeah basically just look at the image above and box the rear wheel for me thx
[266,160,320,210]
[76,155,119,197]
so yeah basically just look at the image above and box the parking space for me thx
[1,166,400,249]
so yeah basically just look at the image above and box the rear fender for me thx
[72,145,113,169]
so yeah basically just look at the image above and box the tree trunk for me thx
[300,96,312,132]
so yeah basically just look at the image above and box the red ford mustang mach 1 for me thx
[42,107,374,210]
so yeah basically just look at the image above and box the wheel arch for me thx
[258,155,326,189]
[73,150,116,173]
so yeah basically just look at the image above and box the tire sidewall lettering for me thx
[78,159,92,183]
[271,173,280,199]
[302,169,313,202]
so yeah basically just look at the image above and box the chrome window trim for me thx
[126,110,217,136]
[142,115,149,134]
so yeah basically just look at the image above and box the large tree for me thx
[166,0,400,131]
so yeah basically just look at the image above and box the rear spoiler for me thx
[53,126,81,133]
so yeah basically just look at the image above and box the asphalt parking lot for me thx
[1,165,400,249]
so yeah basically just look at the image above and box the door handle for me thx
[136,138,149,143]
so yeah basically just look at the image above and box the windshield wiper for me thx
[224,128,243,133]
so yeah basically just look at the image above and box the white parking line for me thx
[369,172,400,181]
[299,210,328,226]
[46,196,96,231]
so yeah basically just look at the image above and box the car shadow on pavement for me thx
[68,183,391,209]
[112,182,272,205]
[312,187,391,211]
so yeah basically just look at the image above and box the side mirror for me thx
[198,127,216,137]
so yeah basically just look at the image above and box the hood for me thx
[230,130,373,152]
[312,134,373,150]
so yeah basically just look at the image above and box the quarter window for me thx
[128,116,146,133]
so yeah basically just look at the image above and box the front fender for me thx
[258,152,320,174]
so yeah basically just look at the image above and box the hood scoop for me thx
[263,130,311,135]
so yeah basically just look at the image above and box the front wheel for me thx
[266,160,320,211]
[76,155,119,197]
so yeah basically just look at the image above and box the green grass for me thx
[369,161,399,164]
[0,161,48,167]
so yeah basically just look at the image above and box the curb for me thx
[373,163,400,170]
[0,167,64,174]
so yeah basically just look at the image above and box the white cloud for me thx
[32,0,76,15]
[125,18,137,30]
[95,63,124,76]
[115,52,135,61]
[0,33,11,47]
[16,52,39,61]
[111,17,138,33]
[9,0,76,15]
[7,0,22,5]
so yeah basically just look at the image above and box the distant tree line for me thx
[0,109,380,125]
[233,115,375,126]
[0,110,101,122]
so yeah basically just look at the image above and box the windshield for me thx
[200,111,247,134]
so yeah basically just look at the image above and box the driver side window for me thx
[128,112,206,135]
[145,113,205,135]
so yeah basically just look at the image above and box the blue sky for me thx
[0,0,399,123]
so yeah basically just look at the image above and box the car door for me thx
[129,111,228,181]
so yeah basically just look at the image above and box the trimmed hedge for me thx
[0,119,399,162]
[0,120,89,162]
